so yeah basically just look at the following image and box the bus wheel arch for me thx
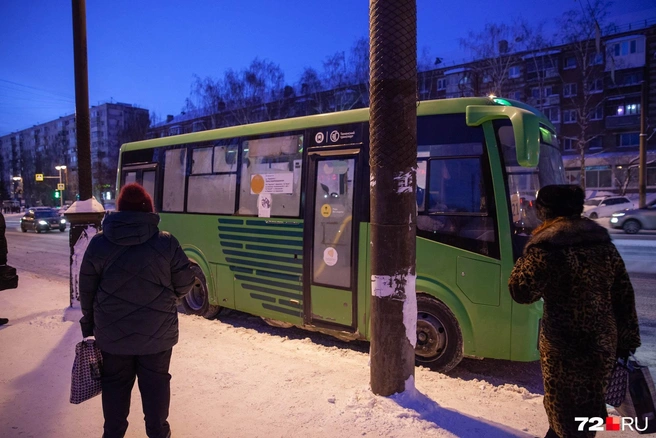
[415,293,464,373]
[179,258,221,319]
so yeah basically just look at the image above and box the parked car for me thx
[20,207,67,233]
[610,199,656,234]
[582,196,635,219]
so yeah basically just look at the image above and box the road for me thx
[4,213,655,391]
[5,214,70,280]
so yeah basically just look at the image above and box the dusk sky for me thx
[1,0,655,136]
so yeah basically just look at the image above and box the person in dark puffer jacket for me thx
[79,183,196,438]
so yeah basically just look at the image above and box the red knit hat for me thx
[117,183,154,213]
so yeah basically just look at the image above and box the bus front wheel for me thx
[415,295,463,373]
[178,263,221,319]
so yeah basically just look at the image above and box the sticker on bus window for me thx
[250,173,294,194]
[258,193,271,218]
[321,204,332,218]
[323,247,338,266]
[510,193,521,222]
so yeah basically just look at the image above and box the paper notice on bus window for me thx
[293,160,302,185]
[258,193,271,218]
[250,172,294,194]
[510,193,521,223]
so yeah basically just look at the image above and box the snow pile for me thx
[0,266,642,437]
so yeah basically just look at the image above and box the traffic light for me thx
[54,190,60,199]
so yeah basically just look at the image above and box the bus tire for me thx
[178,263,221,319]
[415,295,463,373]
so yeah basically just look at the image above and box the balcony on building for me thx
[605,96,641,129]
[605,114,640,129]
[605,35,646,72]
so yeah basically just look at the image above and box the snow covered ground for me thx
[0,262,648,437]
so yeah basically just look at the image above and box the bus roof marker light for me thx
[492,98,512,106]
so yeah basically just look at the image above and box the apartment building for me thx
[419,22,656,195]
[0,102,149,207]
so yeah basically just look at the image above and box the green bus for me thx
[117,97,565,372]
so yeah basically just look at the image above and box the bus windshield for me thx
[496,122,566,254]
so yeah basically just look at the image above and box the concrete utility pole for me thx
[368,0,418,396]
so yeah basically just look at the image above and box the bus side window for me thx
[162,148,187,212]
[417,157,498,258]
[187,145,238,214]
[237,135,303,217]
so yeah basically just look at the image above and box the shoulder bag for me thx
[615,354,656,434]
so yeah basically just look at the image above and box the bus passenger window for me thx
[142,171,156,203]
[162,148,187,212]
[187,144,238,214]
[416,156,498,258]
[237,135,303,217]
[124,172,137,185]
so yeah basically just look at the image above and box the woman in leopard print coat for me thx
[508,185,641,438]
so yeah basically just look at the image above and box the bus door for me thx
[121,163,158,205]
[304,149,360,331]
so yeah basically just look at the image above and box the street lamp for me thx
[55,165,67,208]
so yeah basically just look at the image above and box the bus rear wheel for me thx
[178,264,221,319]
[415,295,463,373]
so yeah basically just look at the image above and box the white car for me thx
[583,196,635,219]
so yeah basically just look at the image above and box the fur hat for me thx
[536,184,584,220]
[117,183,154,213]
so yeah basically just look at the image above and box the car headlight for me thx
[612,212,626,217]
[610,217,618,224]
[38,220,48,225]
[60,219,66,224]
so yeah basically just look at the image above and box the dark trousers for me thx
[100,349,173,438]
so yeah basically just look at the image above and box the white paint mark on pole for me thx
[403,274,417,347]
[371,272,417,347]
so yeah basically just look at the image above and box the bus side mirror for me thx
[465,105,540,167]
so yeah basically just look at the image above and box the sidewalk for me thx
[1,249,648,436]
[0,271,551,438]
